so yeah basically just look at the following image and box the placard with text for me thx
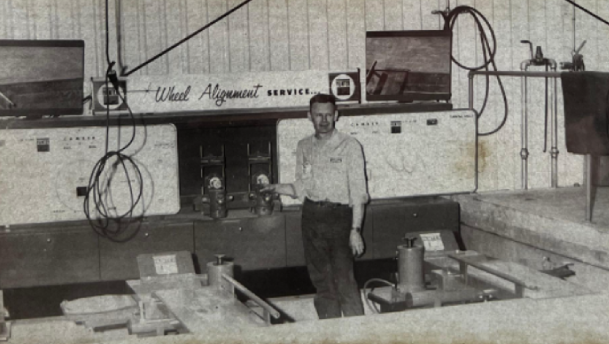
[103,71,331,114]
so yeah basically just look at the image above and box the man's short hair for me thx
[309,93,337,111]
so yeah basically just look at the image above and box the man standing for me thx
[262,94,368,319]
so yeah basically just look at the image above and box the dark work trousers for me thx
[301,198,365,319]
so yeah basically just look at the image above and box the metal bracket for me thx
[520,148,530,160]
[550,147,560,159]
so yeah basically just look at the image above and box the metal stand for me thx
[520,59,558,189]
[469,70,598,222]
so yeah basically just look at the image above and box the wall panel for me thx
[327,0,348,70]
[494,0,517,191]
[509,0,529,189]
[183,0,209,74]
[384,0,403,30]
[455,0,477,111]
[54,0,67,39]
[228,0,250,72]
[287,0,309,70]
[308,0,330,70]
[248,0,271,71]
[163,0,185,74]
[268,0,290,71]
[420,0,441,30]
[140,0,167,74]
[476,0,500,191]
[208,0,229,73]
[121,0,141,75]
[346,0,366,70]
[365,0,385,31]
[597,0,609,70]
[402,0,422,30]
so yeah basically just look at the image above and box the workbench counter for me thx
[451,187,609,292]
[6,290,609,344]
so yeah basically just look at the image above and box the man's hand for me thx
[259,184,276,193]
[259,183,296,197]
[349,230,364,257]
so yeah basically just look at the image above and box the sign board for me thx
[153,255,179,275]
[329,71,361,102]
[93,71,332,115]
[420,233,445,251]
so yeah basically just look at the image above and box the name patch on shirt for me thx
[303,163,312,175]
[330,157,343,163]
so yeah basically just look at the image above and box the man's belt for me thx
[304,198,348,209]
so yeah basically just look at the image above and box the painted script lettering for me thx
[198,83,263,107]
[155,86,191,102]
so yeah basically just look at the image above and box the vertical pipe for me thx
[520,76,529,190]
[586,154,592,222]
[469,74,474,110]
[519,61,532,190]
[469,74,478,191]
[551,65,559,188]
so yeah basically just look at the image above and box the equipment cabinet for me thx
[284,198,458,264]
[0,224,99,288]
[0,198,460,289]
[372,198,460,258]
[285,211,305,267]
[194,213,286,271]
[99,221,194,281]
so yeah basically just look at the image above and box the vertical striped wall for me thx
[1,0,608,192]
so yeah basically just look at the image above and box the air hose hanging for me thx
[438,6,510,137]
